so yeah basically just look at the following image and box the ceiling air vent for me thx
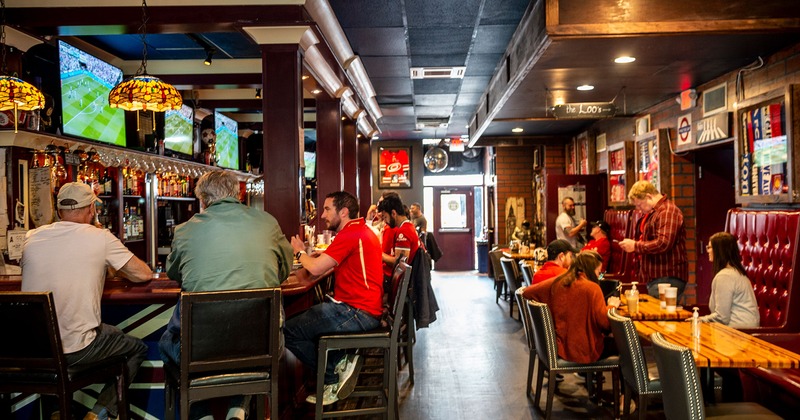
[410,66,466,79]
[416,118,449,129]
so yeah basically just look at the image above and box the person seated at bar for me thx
[522,239,578,294]
[287,191,383,406]
[619,180,688,299]
[21,182,153,420]
[159,170,293,420]
[524,251,620,364]
[378,194,421,281]
[582,220,611,272]
[698,232,760,329]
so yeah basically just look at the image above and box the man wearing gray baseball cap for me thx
[22,182,153,420]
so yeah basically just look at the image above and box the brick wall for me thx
[495,146,535,244]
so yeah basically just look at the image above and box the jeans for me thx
[284,301,380,384]
[64,324,148,417]
[159,329,251,420]
[647,276,686,302]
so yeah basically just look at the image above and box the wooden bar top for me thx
[618,293,692,320]
[635,320,800,369]
[0,267,329,305]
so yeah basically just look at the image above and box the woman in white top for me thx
[700,232,760,329]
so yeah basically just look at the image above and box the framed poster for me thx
[378,147,411,188]
[635,115,651,136]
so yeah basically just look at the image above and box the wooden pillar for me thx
[342,118,358,202]
[261,43,304,238]
[357,137,372,216]
[315,94,343,231]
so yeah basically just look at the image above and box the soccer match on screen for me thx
[59,40,127,147]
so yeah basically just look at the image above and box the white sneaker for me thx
[336,354,363,400]
[305,383,339,406]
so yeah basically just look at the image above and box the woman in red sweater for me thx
[526,251,620,363]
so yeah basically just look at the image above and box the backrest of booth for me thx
[604,209,631,275]
[725,208,800,331]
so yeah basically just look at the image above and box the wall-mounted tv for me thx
[304,151,316,179]
[164,104,194,155]
[58,40,126,146]
[214,111,239,170]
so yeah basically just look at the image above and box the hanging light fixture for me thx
[0,0,45,133]
[108,0,182,114]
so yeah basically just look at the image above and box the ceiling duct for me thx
[416,118,449,129]
[410,66,466,79]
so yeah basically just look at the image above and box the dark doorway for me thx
[432,186,475,271]
[694,144,736,304]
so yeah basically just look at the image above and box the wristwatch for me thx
[295,250,306,260]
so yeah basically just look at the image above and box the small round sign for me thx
[678,116,691,143]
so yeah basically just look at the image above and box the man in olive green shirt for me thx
[159,170,292,420]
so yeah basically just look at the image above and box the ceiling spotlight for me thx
[512,127,524,133]
[311,89,322,94]
[255,88,262,99]
[203,49,215,66]
[614,56,636,64]
[577,84,594,91]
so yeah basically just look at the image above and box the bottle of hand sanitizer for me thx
[692,307,701,338]
[628,282,639,314]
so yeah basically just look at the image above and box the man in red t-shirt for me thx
[583,220,611,272]
[377,195,420,279]
[522,239,578,298]
[288,191,383,406]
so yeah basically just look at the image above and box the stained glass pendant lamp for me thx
[0,0,45,133]
[108,0,182,114]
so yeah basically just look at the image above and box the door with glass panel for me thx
[432,187,474,271]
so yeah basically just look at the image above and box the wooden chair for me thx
[0,292,130,420]
[313,261,412,419]
[500,257,523,319]
[607,308,661,419]
[650,332,780,420]
[527,299,620,420]
[163,288,281,420]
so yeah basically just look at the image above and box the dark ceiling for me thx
[6,0,800,147]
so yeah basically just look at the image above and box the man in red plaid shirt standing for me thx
[619,180,688,299]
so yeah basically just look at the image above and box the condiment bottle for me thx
[692,307,701,339]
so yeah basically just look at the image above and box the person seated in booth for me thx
[698,232,760,329]
[21,182,153,420]
[524,251,621,364]
[522,239,578,294]
[512,220,533,246]
[287,191,384,406]
[159,170,293,420]
[582,220,612,272]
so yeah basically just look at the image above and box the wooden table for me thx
[618,293,692,320]
[501,248,535,260]
[635,320,800,403]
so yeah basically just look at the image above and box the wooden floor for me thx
[395,270,664,420]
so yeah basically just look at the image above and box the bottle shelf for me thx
[157,196,195,202]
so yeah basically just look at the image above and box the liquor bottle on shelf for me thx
[123,204,130,240]
[102,169,113,195]
[136,207,144,240]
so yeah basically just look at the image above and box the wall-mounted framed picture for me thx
[596,133,607,153]
[635,115,651,136]
[378,147,412,188]
[607,141,634,206]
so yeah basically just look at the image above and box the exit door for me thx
[432,187,475,271]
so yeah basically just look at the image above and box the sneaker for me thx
[335,354,363,400]
[305,383,340,406]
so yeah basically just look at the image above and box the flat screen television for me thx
[214,111,239,170]
[304,151,316,179]
[164,104,194,155]
[58,40,126,146]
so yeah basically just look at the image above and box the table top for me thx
[501,248,535,260]
[0,267,328,304]
[618,293,692,320]
[635,320,800,369]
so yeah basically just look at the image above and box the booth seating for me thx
[603,209,643,286]
[722,208,800,416]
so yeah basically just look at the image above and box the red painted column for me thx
[315,94,343,231]
[262,44,303,238]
